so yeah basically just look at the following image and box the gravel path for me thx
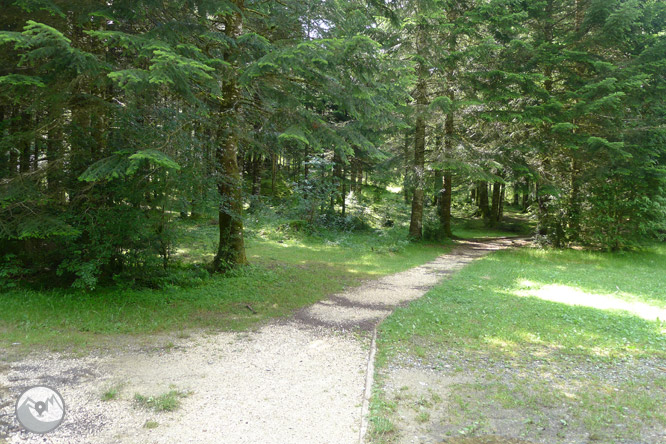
[0,238,521,444]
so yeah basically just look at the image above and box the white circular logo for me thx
[15,386,65,434]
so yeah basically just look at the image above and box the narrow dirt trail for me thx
[0,238,523,444]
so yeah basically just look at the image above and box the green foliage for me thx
[0,0,664,292]
[79,150,180,182]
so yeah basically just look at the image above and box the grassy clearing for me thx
[372,245,666,443]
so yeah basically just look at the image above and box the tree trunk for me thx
[403,130,411,204]
[251,155,262,196]
[437,7,457,239]
[536,182,548,235]
[341,164,347,217]
[18,110,30,173]
[47,111,65,202]
[432,126,443,207]
[409,19,428,240]
[490,182,502,227]
[439,95,454,238]
[512,185,519,206]
[433,169,443,206]
[569,156,581,240]
[409,108,426,240]
[499,184,505,220]
[271,153,277,196]
[212,3,247,271]
[0,106,6,176]
[479,181,491,220]
[522,179,530,212]
[333,150,342,211]
[213,122,247,270]
[350,160,357,193]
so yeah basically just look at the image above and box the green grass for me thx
[143,420,159,429]
[134,389,189,412]
[372,244,666,443]
[369,385,398,443]
[0,227,447,352]
[101,383,124,401]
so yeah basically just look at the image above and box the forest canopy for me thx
[1,0,665,290]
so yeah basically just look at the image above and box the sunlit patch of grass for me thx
[373,244,666,443]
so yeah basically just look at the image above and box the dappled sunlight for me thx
[516,280,666,322]
[483,336,518,350]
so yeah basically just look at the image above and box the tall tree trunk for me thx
[536,182,548,235]
[403,130,411,204]
[333,150,342,210]
[439,106,454,238]
[271,153,277,197]
[437,6,457,239]
[432,126,443,207]
[440,173,453,237]
[213,123,247,270]
[350,159,357,193]
[499,184,505,220]
[47,110,65,203]
[409,108,426,239]
[341,164,347,217]
[409,18,428,240]
[251,155,262,196]
[512,185,519,206]
[490,182,501,227]
[569,156,581,240]
[433,168,443,206]
[212,2,247,271]
[479,181,491,220]
[522,179,530,212]
[0,106,6,176]
[18,110,30,173]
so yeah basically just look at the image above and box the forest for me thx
[1,0,665,290]
[2,2,666,443]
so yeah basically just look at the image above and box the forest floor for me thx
[0,238,521,444]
